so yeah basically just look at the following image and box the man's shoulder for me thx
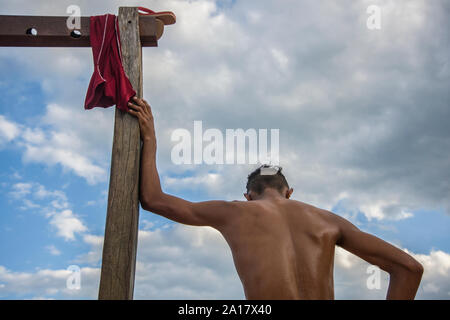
[291,199,333,214]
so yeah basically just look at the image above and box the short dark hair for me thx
[246,165,289,195]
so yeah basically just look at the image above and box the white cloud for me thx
[140,219,155,230]
[163,173,223,194]
[45,245,61,256]
[48,209,88,241]
[21,128,45,145]
[270,48,289,71]
[18,103,112,185]
[34,184,66,201]
[9,182,33,199]
[22,144,106,185]
[74,234,104,266]
[412,249,450,299]
[0,115,20,146]
[8,182,68,211]
[10,171,22,180]
[0,105,110,185]
[8,181,87,241]
[0,265,100,299]
[19,199,41,210]
[85,200,97,207]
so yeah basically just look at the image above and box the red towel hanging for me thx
[84,14,136,112]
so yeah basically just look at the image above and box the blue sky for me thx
[0,0,449,299]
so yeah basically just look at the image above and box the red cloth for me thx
[84,14,135,112]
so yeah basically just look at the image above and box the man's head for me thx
[244,165,293,201]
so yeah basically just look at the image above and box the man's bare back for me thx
[127,96,424,300]
[221,198,337,299]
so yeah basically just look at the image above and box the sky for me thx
[0,0,449,299]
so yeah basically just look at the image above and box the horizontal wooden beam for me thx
[0,15,163,47]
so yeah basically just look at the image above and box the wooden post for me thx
[98,7,142,300]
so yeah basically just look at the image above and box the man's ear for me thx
[244,193,252,201]
[285,188,294,199]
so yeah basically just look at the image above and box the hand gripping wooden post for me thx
[0,7,175,299]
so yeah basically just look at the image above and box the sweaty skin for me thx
[127,97,424,300]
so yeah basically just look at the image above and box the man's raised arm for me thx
[127,97,238,228]
[328,212,424,299]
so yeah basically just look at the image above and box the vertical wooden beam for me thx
[98,7,142,300]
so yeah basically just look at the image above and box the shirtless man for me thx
[127,96,424,300]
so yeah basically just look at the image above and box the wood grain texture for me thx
[98,7,143,300]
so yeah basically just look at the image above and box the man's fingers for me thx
[128,101,143,112]
[127,108,142,120]
[130,96,153,119]
[133,96,147,108]
[142,99,153,117]
[142,99,150,109]
[138,98,151,115]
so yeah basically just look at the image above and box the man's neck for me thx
[257,189,286,200]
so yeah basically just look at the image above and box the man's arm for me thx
[329,212,423,299]
[127,97,237,228]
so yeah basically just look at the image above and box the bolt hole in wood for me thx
[70,30,82,38]
[25,27,37,36]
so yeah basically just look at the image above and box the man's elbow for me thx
[408,260,424,277]
[390,256,424,281]
[398,258,424,280]
[140,192,165,212]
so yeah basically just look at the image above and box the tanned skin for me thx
[128,96,424,300]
